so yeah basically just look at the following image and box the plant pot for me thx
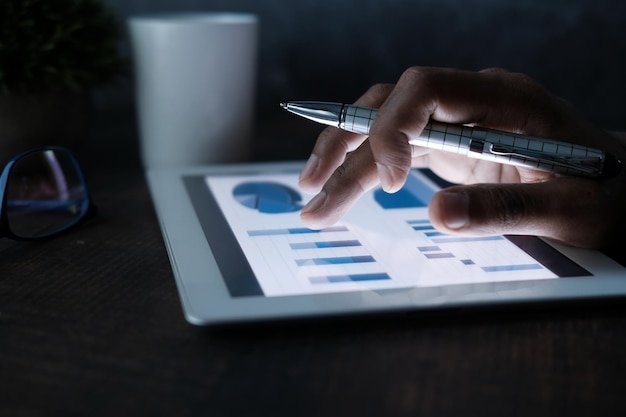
[0,92,92,166]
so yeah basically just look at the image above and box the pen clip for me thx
[488,143,602,175]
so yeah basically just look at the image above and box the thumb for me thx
[428,179,611,248]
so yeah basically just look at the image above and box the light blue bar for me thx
[425,231,446,237]
[417,246,441,252]
[290,242,318,249]
[309,273,391,284]
[425,252,455,259]
[296,256,375,266]
[431,236,504,243]
[248,225,348,236]
[482,264,543,272]
[413,225,436,231]
[290,240,361,249]
[407,219,431,225]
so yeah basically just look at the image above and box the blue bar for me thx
[248,226,348,236]
[290,240,361,249]
[482,264,543,272]
[407,219,431,225]
[461,259,475,265]
[296,256,375,266]
[413,225,436,231]
[425,231,446,237]
[424,252,455,259]
[309,273,391,284]
[290,242,317,249]
[431,236,504,244]
[417,246,441,252]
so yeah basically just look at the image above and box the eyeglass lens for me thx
[5,149,88,239]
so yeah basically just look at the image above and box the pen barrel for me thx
[340,106,378,135]
[411,123,606,177]
[286,102,613,178]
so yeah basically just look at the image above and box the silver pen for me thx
[280,101,622,178]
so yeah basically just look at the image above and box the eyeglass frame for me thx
[0,146,97,241]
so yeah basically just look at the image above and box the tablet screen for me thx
[184,169,590,298]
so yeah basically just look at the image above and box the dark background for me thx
[3,2,626,416]
[100,0,626,138]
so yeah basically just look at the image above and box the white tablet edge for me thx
[146,162,626,325]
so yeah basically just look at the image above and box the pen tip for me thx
[279,102,287,109]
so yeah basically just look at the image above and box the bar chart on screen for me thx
[205,170,559,297]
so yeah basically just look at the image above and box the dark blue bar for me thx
[296,256,375,266]
[290,240,361,249]
[248,226,348,236]
[425,231,446,237]
[309,273,391,284]
[316,240,361,248]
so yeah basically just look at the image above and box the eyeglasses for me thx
[0,147,96,240]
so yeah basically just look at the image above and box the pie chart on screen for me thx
[233,182,303,213]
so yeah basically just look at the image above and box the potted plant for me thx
[0,0,124,162]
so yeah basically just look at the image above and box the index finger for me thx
[298,83,395,194]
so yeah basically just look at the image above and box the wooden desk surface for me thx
[2,109,626,416]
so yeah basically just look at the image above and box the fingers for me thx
[299,66,549,228]
[297,66,626,248]
[366,67,542,193]
[301,140,379,229]
[297,128,363,194]
[428,178,614,248]
[298,83,395,228]
[298,83,395,194]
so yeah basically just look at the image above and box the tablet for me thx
[146,161,626,325]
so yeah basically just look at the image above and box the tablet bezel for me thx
[147,161,626,325]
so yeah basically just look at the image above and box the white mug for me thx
[128,12,258,167]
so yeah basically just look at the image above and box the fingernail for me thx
[376,163,402,193]
[440,191,469,230]
[302,190,327,214]
[299,154,320,183]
